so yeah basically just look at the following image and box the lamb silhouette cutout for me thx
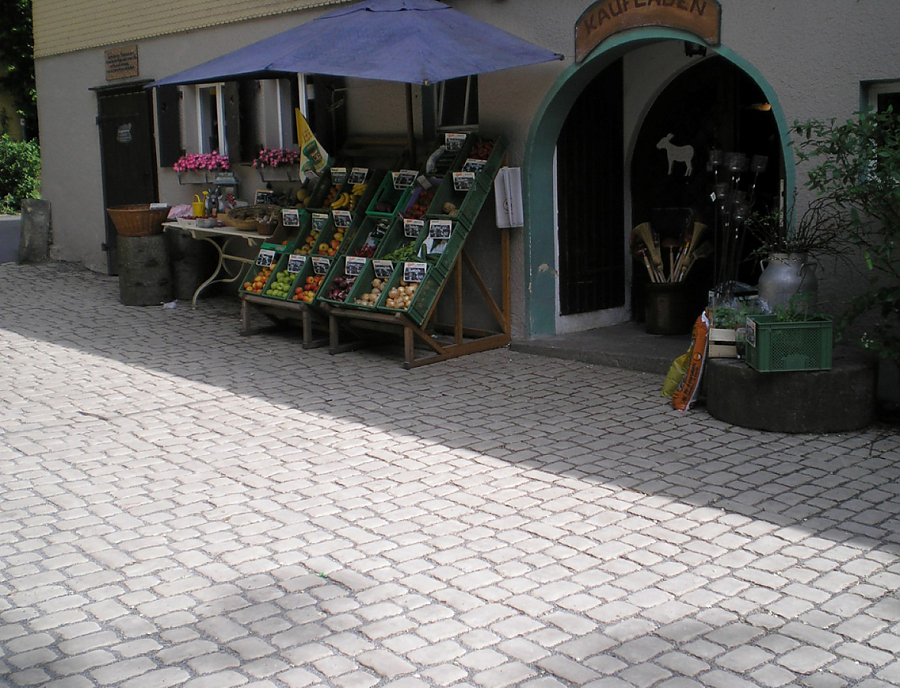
[657,133,694,176]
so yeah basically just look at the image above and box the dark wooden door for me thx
[557,59,625,315]
[97,87,159,274]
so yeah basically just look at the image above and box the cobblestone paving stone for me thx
[0,261,899,688]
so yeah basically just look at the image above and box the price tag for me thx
[373,260,395,279]
[312,213,329,232]
[348,167,369,185]
[392,169,418,189]
[445,132,466,151]
[429,219,452,239]
[332,210,352,229]
[404,218,425,239]
[287,253,307,273]
[372,218,391,239]
[330,167,348,186]
[311,256,332,275]
[453,171,476,192]
[282,208,301,227]
[345,256,367,276]
[462,158,487,173]
[747,318,757,347]
[403,262,428,283]
[256,249,276,267]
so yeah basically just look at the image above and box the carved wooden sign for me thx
[105,45,139,81]
[575,0,721,63]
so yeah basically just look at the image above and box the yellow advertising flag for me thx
[296,108,329,177]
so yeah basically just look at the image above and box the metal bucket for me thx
[118,234,173,306]
[645,282,695,335]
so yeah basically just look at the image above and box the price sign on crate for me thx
[373,260,395,279]
[312,213,329,233]
[392,169,418,189]
[287,254,307,273]
[332,210,352,229]
[348,167,369,185]
[256,249,276,267]
[462,158,487,173]
[404,218,425,239]
[429,219,452,239]
[330,167,348,187]
[312,256,331,275]
[282,208,301,227]
[345,256,367,276]
[403,262,428,283]
[445,132,466,151]
[453,171,476,192]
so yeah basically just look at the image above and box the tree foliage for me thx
[0,133,40,213]
[0,0,36,139]
[794,109,900,363]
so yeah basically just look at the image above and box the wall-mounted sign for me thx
[575,0,721,63]
[105,45,139,81]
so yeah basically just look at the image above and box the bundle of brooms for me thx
[631,222,712,283]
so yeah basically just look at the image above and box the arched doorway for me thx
[629,55,783,322]
[523,30,794,338]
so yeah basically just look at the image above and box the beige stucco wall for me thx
[34,0,900,342]
[33,0,349,58]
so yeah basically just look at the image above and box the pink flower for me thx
[253,147,301,169]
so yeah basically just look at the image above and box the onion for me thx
[389,288,399,299]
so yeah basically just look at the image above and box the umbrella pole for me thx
[406,83,417,167]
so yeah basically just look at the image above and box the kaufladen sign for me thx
[576,0,721,62]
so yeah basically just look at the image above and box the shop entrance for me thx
[556,59,625,315]
[629,56,782,322]
[96,85,159,275]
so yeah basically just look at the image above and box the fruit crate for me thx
[316,255,366,307]
[745,314,833,372]
[375,259,451,326]
[240,245,298,298]
[450,133,508,183]
[366,173,415,221]
[256,252,312,301]
[425,222,466,271]
[373,216,429,262]
[343,259,397,311]
[303,166,337,211]
[344,215,396,260]
[424,173,492,232]
[288,257,328,305]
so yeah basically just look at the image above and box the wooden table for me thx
[164,222,272,307]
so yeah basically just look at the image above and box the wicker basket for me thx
[222,204,282,231]
[107,205,170,237]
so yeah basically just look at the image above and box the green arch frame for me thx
[522,28,796,337]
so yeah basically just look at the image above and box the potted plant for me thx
[746,196,844,312]
[253,147,303,182]
[173,151,231,184]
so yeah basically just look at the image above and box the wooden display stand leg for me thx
[240,294,329,348]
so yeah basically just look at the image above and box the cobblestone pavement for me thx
[1,261,899,688]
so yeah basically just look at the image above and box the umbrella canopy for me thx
[150,0,562,88]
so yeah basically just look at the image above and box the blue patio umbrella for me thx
[150,0,563,159]
[151,0,562,87]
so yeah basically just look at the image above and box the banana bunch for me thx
[348,182,368,211]
[331,191,351,209]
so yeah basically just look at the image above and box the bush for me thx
[794,110,900,363]
[0,134,40,214]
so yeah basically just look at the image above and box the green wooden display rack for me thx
[321,226,511,369]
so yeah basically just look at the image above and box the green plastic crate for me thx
[316,255,365,307]
[746,314,833,372]
[375,260,450,326]
[344,215,396,259]
[343,259,397,311]
[366,173,414,221]
[374,216,429,261]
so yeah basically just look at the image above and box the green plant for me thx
[794,109,900,362]
[745,195,844,258]
[0,133,40,214]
